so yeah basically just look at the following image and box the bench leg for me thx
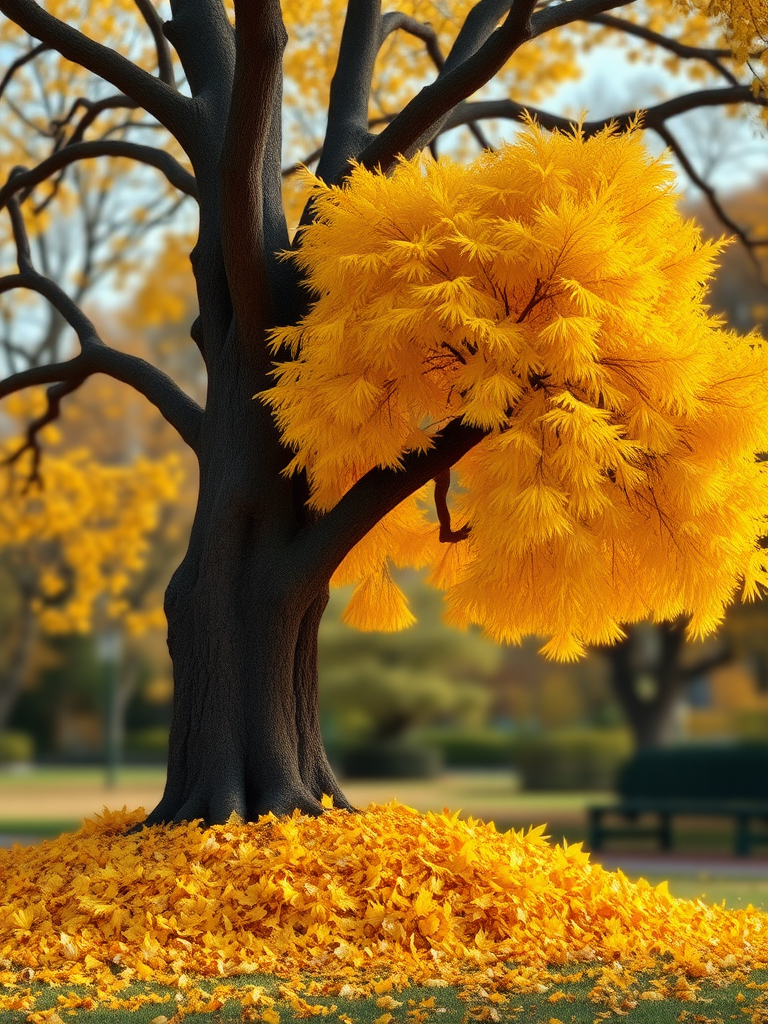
[735,815,750,857]
[589,809,604,851]
[659,813,673,851]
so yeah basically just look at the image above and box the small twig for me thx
[434,468,471,543]
[0,41,49,104]
[3,378,82,491]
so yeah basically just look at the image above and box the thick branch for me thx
[653,122,766,276]
[83,346,204,451]
[221,0,287,338]
[163,0,235,102]
[317,0,382,183]
[586,14,739,85]
[0,0,191,143]
[357,0,537,173]
[379,12,492,151]
[0,198,203,450]
[0,143,198,211]
[680,644,733,680]
[133,0,175,86]
[292,419,488,592]
[0,347,204,452]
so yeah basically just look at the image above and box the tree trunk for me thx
[605,623,688,750]
[146,571,353,825]
[144,333,353,827]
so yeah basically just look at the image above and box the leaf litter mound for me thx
[1,799,767,1021]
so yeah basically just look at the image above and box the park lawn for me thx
[5,967,768,1023]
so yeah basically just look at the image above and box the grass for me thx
[4,968,768,1022]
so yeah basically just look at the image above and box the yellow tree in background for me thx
[0,0,766,824]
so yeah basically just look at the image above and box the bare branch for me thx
[133,0,176,86]
[0,143,198,212]
[434,468,471,542]
[282,145,323,178]
[3,377,83,489]
[357,0,537,173]
[529,0,637,35]
[316,0,382,184]
[379,12,493,152]
[0,0,191,144]
[586,13,739,85]
[6,189,33,274]
[443,84,767,136]
[220,0,287,341]
[0,343,203,453]
[0,356,90,402]
[441,0,514,74]
[52,95,139,148]
[0,41,48,104]
[653,122,767,277]
[291,418,488,592]
[380,11,444,68]
[83,345,204,451]
[680,644,733,680]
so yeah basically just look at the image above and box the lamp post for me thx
[96,629,122,789]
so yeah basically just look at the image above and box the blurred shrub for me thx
[338,739,443,779]
[413,727,514,768]
[0,730,34,764]
[320,578,499,744]
[732,709,768,742]
[510,728,633,791]
[124,727,169,762]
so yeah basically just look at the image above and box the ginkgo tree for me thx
[0,0,767,826]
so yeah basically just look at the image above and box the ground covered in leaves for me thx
[1,801,768,1022]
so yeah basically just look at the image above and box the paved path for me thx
[595,851,768,877]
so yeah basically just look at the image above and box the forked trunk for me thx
[605,624,687,750]
[144,330,354,826]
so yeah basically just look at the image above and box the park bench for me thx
[588,744,768,857]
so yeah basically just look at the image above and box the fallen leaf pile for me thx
[1,800,767,1021]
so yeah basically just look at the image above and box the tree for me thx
[0,385,184,738]
[319,579,497,745]
[0,0,767,826]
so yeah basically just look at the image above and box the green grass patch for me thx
[0,818,81,837]
[4,967,768,1023]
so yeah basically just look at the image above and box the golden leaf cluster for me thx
[263,123,768,660]
[0,389,184,635]
[1,803,768,1020]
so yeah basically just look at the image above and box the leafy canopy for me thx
[265,123,768,661]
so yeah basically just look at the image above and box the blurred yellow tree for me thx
[0,0,766,823]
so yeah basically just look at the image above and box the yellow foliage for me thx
[263,123,768,660]
[0,432,184,636]
[0,804,767,1017]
